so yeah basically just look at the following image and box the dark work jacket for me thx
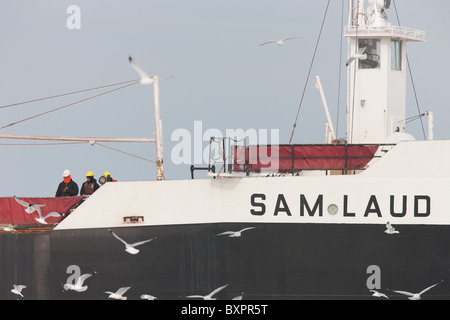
[55,179,79,197]
[80,178,100,196]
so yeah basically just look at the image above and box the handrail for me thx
[343,25,426,42]
[232,144,387,175]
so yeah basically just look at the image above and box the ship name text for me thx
[250,193,431,218]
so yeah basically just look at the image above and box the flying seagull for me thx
[390,280,444,300]
[11,285,26,298]
[217,227,256,238]
[346,46,367,66]
[63,273,93,292]
[128,55,154,84]
[140,294,158,300]
[370,290,389,299]
[260,37,300,46]
[109,229,155,255]
[384,222,399,234]
[14,196,45,216]
[35,211,63,225]
[104,286,131,300]
[186,284,229,300]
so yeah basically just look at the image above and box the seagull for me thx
[140,294,158,300]
[128,55,154,84]
[370,290,389,299]
[217,227,256,238]
[14,196,45,215]
[11,285,26,297]
[390,280,444,300]
[384,222,399,234]
[109,229,155,255]
[232,292,244,300]
[260,37,300,46]
[35,211,63,225]
[186,284,229,300]
[346,46,367,66]
[0,225,16,232]
[63,273,93,292]
[104,286,130,300]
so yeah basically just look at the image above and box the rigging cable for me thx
[0,79,140,109]
[392,0,426,140]
[95,142,156,164]
[335,0,346,138]
[349,17,359,144]
[288,0,331,144]
[406,113,426,124]
[0,81,139,130]
[0,141,87,146]
[0,139,157,164]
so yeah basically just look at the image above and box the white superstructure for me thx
[344,0,425,144]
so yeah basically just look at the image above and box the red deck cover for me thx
[233,144,379,172]
[0,196,84,225]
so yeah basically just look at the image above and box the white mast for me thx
[152,76,164,181]
[345,0,425,144]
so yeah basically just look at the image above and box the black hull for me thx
[1,223,450,300]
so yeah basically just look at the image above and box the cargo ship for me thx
[1,0,449,300]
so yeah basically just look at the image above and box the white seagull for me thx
[232,292,244,300]
[11,285,26,297]
[129,55,154,84]
[217,227,256,238]
[391,280,443,300]
[104,286,131,300]
[35,211,63,225]
[0,225,16,232]
[140,294,158,300]
[346,46,368,66]
[109,229,155,255]
[384,222,399,234]
[63,273,93,292]
[260,36,300,46]
[186,284,228,300]
[14,196,45,215]
[370,290,389,299]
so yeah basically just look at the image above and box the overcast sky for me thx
[1,0,449,197]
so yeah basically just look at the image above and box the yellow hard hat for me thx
[103,171,111,177]
[86,171,94,177]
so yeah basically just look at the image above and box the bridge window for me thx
[391,40,402,71]
[358,39,380,69]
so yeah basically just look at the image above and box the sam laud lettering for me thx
[250,193,431,218]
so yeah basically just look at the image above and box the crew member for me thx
[80,171,100,196]
[99,171,117,185]
[55,169,79,197]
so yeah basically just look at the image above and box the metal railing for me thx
[191,138,393,178]
[344,26,426,42]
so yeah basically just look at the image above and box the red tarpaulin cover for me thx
[233,145,379,172]
[0,196,84,225]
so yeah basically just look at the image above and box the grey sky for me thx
[1,0,449,197]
